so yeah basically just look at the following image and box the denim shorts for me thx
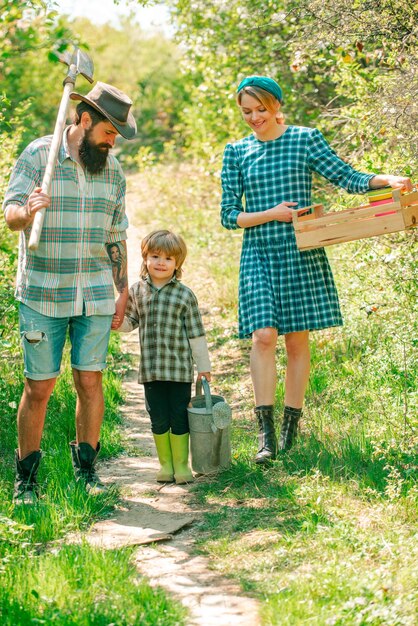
[19,302,113,380]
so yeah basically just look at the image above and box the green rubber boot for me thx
[153,432,174,483]
[169,432,194,484]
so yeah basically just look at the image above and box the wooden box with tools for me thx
[293,187,418,251]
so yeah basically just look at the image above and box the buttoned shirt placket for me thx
[74,161,87,315]
[149,285,159,374]
[60,128,86,316]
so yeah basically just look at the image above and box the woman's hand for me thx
[266,201,299,223]
[236,201,303,228]
[370,175,413,192]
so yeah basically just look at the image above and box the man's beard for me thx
[79,128,109,174]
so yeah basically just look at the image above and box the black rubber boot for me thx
[70,441,106,495]
[13,449,42,505]
[254,405,277,464]
[278,406,302,451]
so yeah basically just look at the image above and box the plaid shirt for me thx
[122,277,206,383]
[2,128,128,317]
[221,126,373,240]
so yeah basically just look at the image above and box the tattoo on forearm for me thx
[106,241,128,293]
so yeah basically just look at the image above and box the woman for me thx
[220,75,411,463]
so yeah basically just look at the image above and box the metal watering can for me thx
[187,376,232,475]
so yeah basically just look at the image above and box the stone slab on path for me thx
[81,500,195,548]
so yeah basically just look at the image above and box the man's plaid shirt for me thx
[2,128,128,318]
[123,276,206,383]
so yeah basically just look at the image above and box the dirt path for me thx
[83,176,260,626]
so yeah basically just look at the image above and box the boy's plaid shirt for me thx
[123,276,206,383]
[3,129,128,317]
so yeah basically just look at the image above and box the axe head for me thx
[54,47,94,84]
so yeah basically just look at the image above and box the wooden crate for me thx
[293,188,418,250]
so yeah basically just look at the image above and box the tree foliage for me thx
[0,0,188,346]
[66,15,188,157]
[0,0,75,146]
[165,0,417,174]
[0,1,188,158]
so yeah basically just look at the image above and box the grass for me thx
[130,162,418,625]
[0,307,186,624]
[0,541,186,625]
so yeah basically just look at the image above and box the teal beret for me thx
[237,76,283,103]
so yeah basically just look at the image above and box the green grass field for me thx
[0,331,186,624]
[0,162,416,624]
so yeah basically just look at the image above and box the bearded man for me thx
[3,82,137,503]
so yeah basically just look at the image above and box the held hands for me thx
[112,293,128,330]
[111,314,121,330]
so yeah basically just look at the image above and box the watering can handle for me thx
[195,376,212,414]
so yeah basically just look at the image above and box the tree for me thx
[66,15,188,157]
[0,0,76,148]
[158,0,417,175]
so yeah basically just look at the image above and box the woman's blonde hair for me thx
[140,230,187,279]
[237,86,285,124]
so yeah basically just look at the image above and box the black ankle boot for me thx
[70,441,106,495]
[278,406,302,451]
[14,449,42,505]
[254,405,277,464]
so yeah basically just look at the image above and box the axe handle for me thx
[28,80,74,251]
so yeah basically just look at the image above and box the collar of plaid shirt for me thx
[144,274,177,290]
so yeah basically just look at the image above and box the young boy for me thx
[113,230,211,484]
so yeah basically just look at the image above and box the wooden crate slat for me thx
[295,202,401,232]
[400,190,418,207]
[297,213,408,250]
[404,204,418,227]
[293,186,418,250]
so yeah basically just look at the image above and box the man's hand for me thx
[27,187,50,215]
[111,314,122,330]
[4,187,50,231]
[113,292,128,329]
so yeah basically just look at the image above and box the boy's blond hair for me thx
[140,230,187,279]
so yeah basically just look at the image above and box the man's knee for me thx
[73,370,102,396]
[24,378,56,403]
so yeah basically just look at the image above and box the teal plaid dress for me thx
[220,126,374,338]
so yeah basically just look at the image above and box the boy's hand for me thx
[197,372,211,382]
[111,314,121,330]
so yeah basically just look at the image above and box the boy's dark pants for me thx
[143,380,192,434]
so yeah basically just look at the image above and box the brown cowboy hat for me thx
[70,81,137,139]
